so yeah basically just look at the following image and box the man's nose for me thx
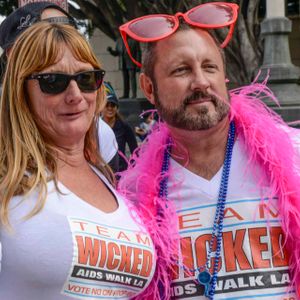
[190,69,210,92]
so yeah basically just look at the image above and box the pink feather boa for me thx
[118,82,300,299]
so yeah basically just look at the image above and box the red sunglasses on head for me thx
[119,2,239,68]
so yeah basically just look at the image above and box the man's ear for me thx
[139,73,155,105]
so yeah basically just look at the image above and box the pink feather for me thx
[118,81,300,298]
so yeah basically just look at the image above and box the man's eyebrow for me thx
[202,58,217,64]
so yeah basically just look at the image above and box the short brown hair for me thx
[141,23,226,81]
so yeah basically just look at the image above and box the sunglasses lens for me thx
[129,16,175,38]
[39,74,68,94]
[35,70,104,94]
[77,71,103,92]
[187,3,234,25]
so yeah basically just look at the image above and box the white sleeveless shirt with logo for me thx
[0,171,156,300]
[168,137,297,300]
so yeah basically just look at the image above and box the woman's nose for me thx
[64,80,83,104]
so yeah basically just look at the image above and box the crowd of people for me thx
[0,1,300,300]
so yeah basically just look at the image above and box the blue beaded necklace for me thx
[159,121,235,299]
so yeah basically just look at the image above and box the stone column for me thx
[259,0,300,122]
[266,0,285,18]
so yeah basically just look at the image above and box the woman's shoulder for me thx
[115,118,133,130]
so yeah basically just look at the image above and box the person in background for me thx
[0,1,76,66]
[118,2,300,299]
[135,111,156,141]
[97,118,119,171]
[0,22,156,300]
[0,1,119,171]
[102,82,138,172]
[107,36,140,99]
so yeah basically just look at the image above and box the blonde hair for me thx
[0,22,113,227]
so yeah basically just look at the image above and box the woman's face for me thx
[26,45,98,148]
[103,102,118,120]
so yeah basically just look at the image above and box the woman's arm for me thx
[125,123,138,153]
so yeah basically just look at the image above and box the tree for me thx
[0,0,263,85]
[0,0,17,15]
[69,0,264,85]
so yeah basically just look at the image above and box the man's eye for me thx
[172,66,189,75]
[204,64,218,72]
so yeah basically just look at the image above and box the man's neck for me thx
[170,118,231,180]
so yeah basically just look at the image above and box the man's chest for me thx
[171,198,292,299]
[168,150,294,299]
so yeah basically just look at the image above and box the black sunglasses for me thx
[27,69,105,95]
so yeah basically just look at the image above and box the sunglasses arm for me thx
[220,23,235,48]
[120,29,142,68]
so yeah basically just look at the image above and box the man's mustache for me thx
[184,91,218,106]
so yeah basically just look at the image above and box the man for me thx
[0,2,76,56]
[0,1,75,82]
[0,2,119,171]
[118,3,300,300]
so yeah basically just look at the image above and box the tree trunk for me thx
[0,0,263,85]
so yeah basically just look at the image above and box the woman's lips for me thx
[60,110,84,119]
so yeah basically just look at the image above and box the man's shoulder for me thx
[286,127,300,148]
[270,124,300,148]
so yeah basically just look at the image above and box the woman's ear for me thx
[139,73,155,105]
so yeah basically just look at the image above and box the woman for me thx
[102,82,138,172]
[135,112,156,141]
[0,22,155,300]
[0,2,119,172]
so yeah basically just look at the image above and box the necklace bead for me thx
[159,122,235,299]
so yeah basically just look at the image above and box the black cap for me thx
[0,1,76,52]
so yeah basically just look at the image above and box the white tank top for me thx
[0,171,156,300]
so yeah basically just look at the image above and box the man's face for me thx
[6,8,68,58]
[142,29,230,131]
[41,8,67,19]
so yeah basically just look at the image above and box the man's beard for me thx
[154,87,230,130]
